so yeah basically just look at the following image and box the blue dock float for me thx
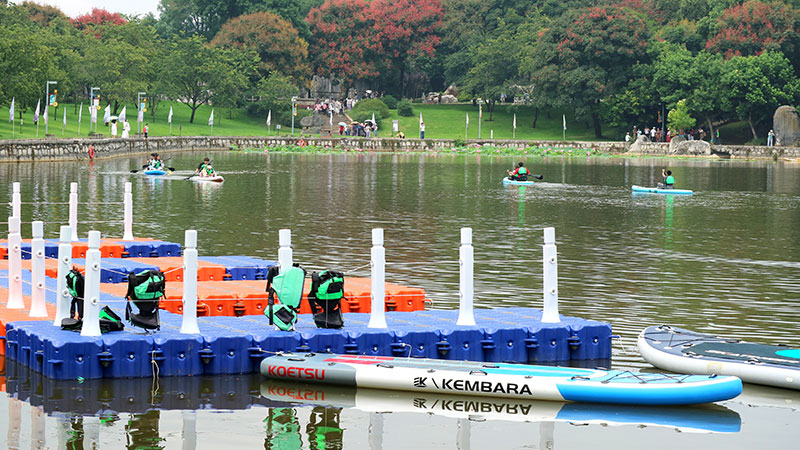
[3,307,612,380]
[199,256,276,280]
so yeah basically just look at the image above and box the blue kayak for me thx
[144,169,169,176]
[502,177,535,186]
[632,185,693,195]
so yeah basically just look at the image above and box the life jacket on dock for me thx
[61,268,124,332]
[308,270,345,329]
[265,264,306,331]
[125,270,166,331]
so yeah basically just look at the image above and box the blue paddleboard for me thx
[502,177,535,186]
[632,185,693,195]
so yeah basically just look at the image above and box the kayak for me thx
[261,352,742,405]
[502,177,535,186]
[632,185,693,195]
[189,175,224,183]
[638,325,800,390]
[144,169,169,176]
[261,380,741,433]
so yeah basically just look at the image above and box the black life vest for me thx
[65,268,85,319]
[61,305,124,333]
[308,270,345,329]
[125,270,166,331]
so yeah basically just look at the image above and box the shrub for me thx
[351,98,390,119]
[382,95,398,109]
[457,93,473,103]
[397,99,414,117]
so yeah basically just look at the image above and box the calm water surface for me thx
[1,151,799,448]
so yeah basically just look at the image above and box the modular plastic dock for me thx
[3,306,612,380]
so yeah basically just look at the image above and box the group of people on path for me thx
[110,120,148,139]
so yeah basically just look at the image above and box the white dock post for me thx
[182,410,198,450]
[123,181,134,240]
[81,230,102,336]
[69,182,79,241]
[31,407,46,449]
[11,182,21,218]
[457,227,476,325]
[368,228,388,329]
[180,230,200,334]
[542,227,561,323]
[54,225,73,325]
[278,229,293,273]
[7,216,24,309]
[29,221,48,317]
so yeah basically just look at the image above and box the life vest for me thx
[203,164,214,176]
[308,270,345,329]
[518,166,529,175]
[65,268,85,319]
[265,264,306,331]
[61,305,124,333]
[665,175,675,185]
[125,270,165,331]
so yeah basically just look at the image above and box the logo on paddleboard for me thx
[267,365,325,380]
[431,378,533,396]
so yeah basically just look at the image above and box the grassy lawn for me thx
[0,100,277,140]
[387,103,611,141]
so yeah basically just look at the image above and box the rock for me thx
[669,136,711,155]
[440,94,458,104]
[626,134,650,152]
[300,114,328,128]
[444,84,459,97]
[773,105,800,147]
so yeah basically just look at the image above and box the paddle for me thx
[505,173,544,180]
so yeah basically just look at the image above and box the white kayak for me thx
[639,325,800,390]
[632,185,693,195]
[502,177,535,186]
[261,352,742,405]
[189,175,224,183]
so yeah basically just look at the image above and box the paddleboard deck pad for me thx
[261,353,741,405]
[632,185,693,195]
[639,325,800,390]
[502,177,535,186]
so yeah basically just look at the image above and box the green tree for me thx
[521,5,653,138]
[667,98,696,134]
[721,51,800,139]
[247,72,299,125]
[162,34,251,123]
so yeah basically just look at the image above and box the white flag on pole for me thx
[419,112,423,127]
[466,112,469,128]
[78,102,82,124]
[9,97,14,122]
[167,106,173,124]
[103,104,110,124]
[371,112,376,125]
[479,103,482,119]
[266,110,271,126]
[44,105,48,124]
[563,114,566,131]
[90,102,97,122]
[119,106,127,123]
[138,105,144,123]
[330,109,334,126]
[513,113,517,129]
[63,108,67,126]
[208,109,214,126]
[33,99,40,123]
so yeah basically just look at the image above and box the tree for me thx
[211,11,310,82]
[19,1,69,27]
[0,24,54,110]
[521,5,653,138]
[158,0,258,40]
[365,0,443,97]
[306,0,378,83]
[247,72,299,125]
[706,0,800,63]
[72,8,127,30]
[667,98,696,134]
[162,35,252,123]
[721,51,800,139]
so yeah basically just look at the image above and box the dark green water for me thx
[2,151,799,448]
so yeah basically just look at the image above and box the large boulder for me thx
[773,105,800,146]
[669,136,711,155]
[444,84,459,97]
[440,94,458,104]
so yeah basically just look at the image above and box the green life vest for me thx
[125,270,166,331]
[518,166,528,175]
[308,270,345,329]
[311,270,344,301]
[665,175,675,185]
[265,264,307,331]
[203,164,214,175]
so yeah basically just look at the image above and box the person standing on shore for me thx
[767,129,775,147]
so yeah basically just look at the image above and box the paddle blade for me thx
[533,175,544,180]
[130,170,139,173]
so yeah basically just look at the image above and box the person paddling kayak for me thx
[194,157,216,177]
[507,162,529,181]
[658,168,675,189]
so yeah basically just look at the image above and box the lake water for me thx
[1,151,799,448]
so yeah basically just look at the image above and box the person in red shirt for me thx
[507,162,530,181]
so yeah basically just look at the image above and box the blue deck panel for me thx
[70,258,161,283]
[4,282,612,379]
[198,256,276,280]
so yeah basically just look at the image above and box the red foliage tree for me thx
[306,0,443,91]
[212,11,311,82]
[72,8,128,30]
[706,0,799,59]
[306,0,377,82]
